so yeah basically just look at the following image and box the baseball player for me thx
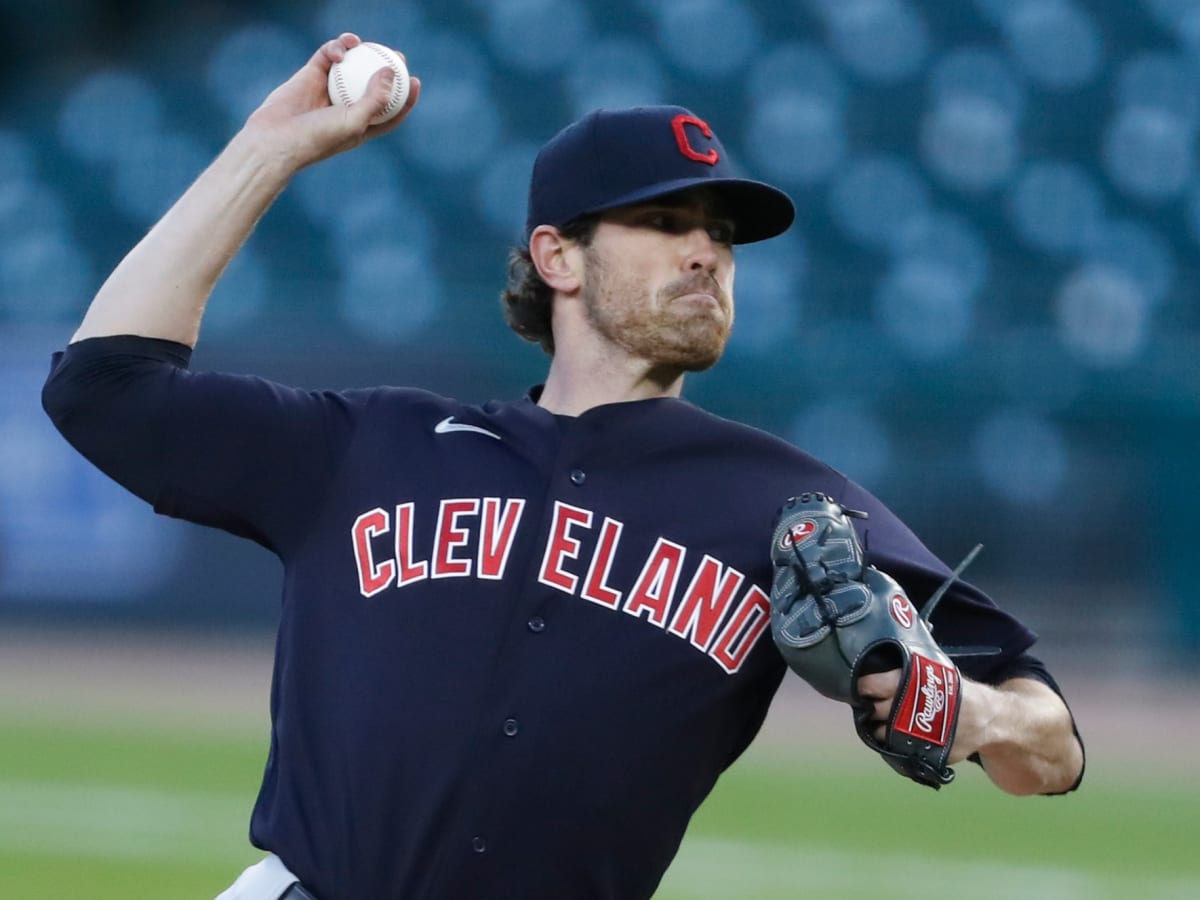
[42,34,1083,900]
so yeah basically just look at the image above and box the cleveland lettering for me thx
[350,498,769,674]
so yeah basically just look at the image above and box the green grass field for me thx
[0,713,1195,899]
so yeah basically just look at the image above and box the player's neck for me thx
[538,355,685,416]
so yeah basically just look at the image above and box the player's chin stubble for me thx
[660,273,733,370]
[582,252,733,373]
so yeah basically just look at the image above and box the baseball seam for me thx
[330,67,353,107]
[330,45,408,122]
[365,45,407,118]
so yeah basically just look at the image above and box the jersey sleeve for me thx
[42,334,364,555]
[831,480,1085,794]
[834,479,1040,684]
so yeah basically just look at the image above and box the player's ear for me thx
[529,225,582,295]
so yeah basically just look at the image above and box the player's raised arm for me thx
[70,33,421,348]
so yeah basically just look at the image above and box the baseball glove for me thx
[768,492,969,789]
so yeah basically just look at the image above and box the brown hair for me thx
[500,216,598,355]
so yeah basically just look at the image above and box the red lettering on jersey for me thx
[395,502,429,587]
[432,498,479,578]
[352,496,775,677]
[581,517,624,609]
[352,508,395,598]
[667,555,746,652]
[709,586,771,674]
[671,113,719,165]
[478,497,526,580]
[623,538,686,628]
[538,502,593,595]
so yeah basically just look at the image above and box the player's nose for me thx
[682,226,720,272]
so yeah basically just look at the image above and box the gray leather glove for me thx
[769,492,962,789]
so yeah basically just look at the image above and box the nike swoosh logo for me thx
[434,416,501,440]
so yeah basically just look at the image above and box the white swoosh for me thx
[434,416,501,440]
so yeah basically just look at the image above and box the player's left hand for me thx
[858,669,988,765]
[771,493,965,788]
[855,668,901,742]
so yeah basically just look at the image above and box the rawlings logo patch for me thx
[889,593,915,628]
[778,519,816,550]
[893,653,959,747]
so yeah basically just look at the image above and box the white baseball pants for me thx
[215,853,300,900]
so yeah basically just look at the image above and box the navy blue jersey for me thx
[44,336,1050,900]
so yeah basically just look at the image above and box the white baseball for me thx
[327,42,410,125]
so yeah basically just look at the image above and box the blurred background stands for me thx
[0,0,1196,674]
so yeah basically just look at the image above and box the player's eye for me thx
[707,221,735,245]
[641,211,734,245]
[643,212,683,232]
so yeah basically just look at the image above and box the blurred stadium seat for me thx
[1,0,1196,668]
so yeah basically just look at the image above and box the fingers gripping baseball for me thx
[327,41,415,127]
[244,34,420,170]
[313,36,421,129]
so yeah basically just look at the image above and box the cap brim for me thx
[578,176,795,244]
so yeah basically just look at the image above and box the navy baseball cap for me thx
[525,105,795,245]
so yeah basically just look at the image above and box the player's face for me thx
[579,194,736,372]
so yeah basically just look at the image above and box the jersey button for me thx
[503,718,519,737]
[569,468,586,485]
[527,616,546,633]
[472,836,487,853]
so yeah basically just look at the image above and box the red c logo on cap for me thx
[672,114,720,166]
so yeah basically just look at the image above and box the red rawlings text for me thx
[893,653,959,746]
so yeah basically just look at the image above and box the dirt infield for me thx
[1,625,1193,781]
[0,626,274,733]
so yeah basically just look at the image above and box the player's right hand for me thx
[242,33,422,172]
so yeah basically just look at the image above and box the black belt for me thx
[280,884,319,900]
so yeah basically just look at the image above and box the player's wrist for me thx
[947,677,1000,763]
[223,126,305,190]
